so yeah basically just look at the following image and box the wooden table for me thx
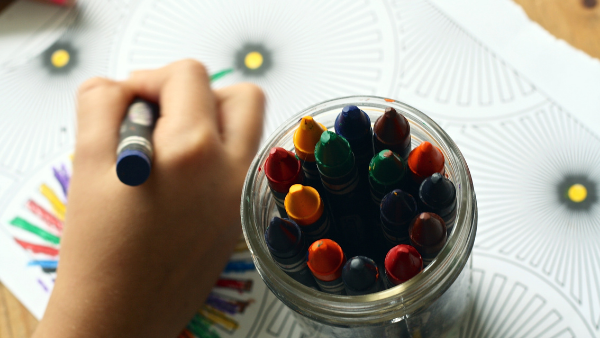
[0,0,599,336]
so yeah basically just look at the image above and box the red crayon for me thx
[407,141,445,186]
[307,239,347,294]
[215,278,253,292]
[264,147,304,217]
[373,107,411,159]
[408,213,447,267]
[384,244,423,288]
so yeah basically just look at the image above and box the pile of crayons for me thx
[263,106,457,295]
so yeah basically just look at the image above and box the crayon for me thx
[284,184,333,244]
[293,116,327,192]
[407,141,445,188]
[419,173,457,233]
[408,212,447,267]
[315,131,370,256]
[368,149,408,207]
[379,190,418,249]
[264,147,304,217]
[334,105,373,177]
[384,244,423,288]
[265,216,319,289]
[342,256,382,295]
[116,98,159,186]
[307,239,347,294]
[373,107,411,159]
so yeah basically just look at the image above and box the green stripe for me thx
[10,217,60,245]
[209,68,233,82]
[187,313,220,338]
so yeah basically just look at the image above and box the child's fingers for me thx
[75,77,134,166]
[214,83,265,163]
[124,59,218,136]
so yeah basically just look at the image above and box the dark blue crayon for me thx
[380,189,419,250]
[342,256,383,295]
[419,173,457,234]
[116,98,159,186]
[334,105,373,178]
[223,260,255,273]
[265,217,319,290]
[315,131,371,257]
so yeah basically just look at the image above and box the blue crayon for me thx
[265,217,319,290]
[334,105,373,178]
[419,173,457,234]
[342,256,382,295]
[116,98,159,186]
[380,189,419,250]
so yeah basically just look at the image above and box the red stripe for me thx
[27,200,63,232]
[14,238,59,256]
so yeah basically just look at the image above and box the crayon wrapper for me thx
[117,99,158,158]
[314,276,345,295]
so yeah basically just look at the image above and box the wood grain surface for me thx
[0,0,599,336]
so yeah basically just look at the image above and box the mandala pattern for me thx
[452,103,600,331]
[112,0,398,138]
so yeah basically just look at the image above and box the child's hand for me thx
[33,60,265,338]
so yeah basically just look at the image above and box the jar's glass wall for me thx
[241,96,477,337]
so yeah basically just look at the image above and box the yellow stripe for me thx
[198,305,239,331]
[40,184,66,221]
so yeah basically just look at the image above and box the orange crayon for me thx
[307,239,346,294]
[293,116,327,191]
[407,141,445,187]
[284,184,332,243]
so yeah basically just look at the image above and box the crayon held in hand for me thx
[284,184,333,243]
[373,107,411,159]
[384,244,422,288]
[265,217,319,289]
[307,239,347,294]
[116,98,159,186]
[342,256,382,295]
[264,147,304,217]
[419,173,457,233]
[293,116,327,192]
[408,212,447,267]
[334,105,373,177]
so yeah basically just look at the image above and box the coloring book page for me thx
[0,0,599,337]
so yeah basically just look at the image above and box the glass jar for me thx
[241,96,477,337]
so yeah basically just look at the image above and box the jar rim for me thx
[241,95,477,326]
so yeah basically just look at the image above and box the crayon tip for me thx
[419,173,456,209]
[334,105,371,142]
[408,141,445,182]
[116,149,151,186]
[293,116,327,162]
[265,147,302,188]
[342,256,379,293]
[266,217,303,257]
[385,244,422,285]
[380,189,418,225]
[409,213,447,249]
[373,107,410,148]
[307,239,345,281]
[369,150,406,186]
[284,184,324,225]
[314,131,354,177]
